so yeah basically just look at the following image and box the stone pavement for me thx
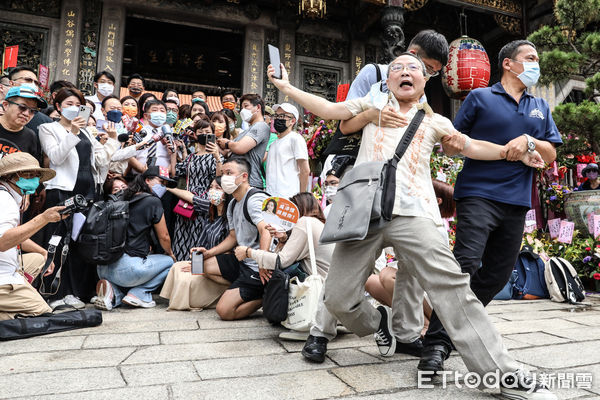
[2,295,600,400]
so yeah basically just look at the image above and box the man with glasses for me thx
[264,103,309,198]
[8,66,53,137]
[0,85,46,161]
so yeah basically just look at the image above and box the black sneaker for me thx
[417,344,449,372]
[374,305,396,357]
[302,335,328,363]
[501,370,557,400]
[395,337,423,356]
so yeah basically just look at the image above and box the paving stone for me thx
[122,339,284,365]
[512,342,600,369]
[83,332,160,348]
[0,335,85,355]
[500,336,532,350]
[279,334,373,352]
[0,347,135,375]
[121,361,199,386]
[0,367,125,398]
[499,310,584,322]
[563,313,600,327]
[505,332,571,346]
[193,353,334,379]
[49,318,199,337]
[197,314,275,329]
[486,301,588,314]
[160,325,277,344]
[342,386,495,399]
[544,327,600,342]
[493,319,584,335]
[326,348,383,366]
[171,370,351,399]
[564,364,600,395]
[26,385,169,400]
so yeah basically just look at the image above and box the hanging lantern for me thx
[299,0,327,19]
[442,36,491,100]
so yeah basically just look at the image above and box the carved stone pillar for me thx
[97,3,126,90]
[380,6,405,63]
[55,0,84,82]
[242,26,265,95]
[350,41,366,79]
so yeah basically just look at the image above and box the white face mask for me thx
[324,185,338,200]
[208,188,224,205]
[239,108,255,123]
[221,174,241,194]
[97,83,114,97]
[61,105,79,121]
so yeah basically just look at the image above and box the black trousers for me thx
[422,197,528,351]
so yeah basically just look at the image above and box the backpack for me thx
[231,187,269,222]
[544,257,586,303]
[512,246,550,300]
[493,270,517,300]
[76,193,151,265]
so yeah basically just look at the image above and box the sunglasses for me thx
[6,100,38,115]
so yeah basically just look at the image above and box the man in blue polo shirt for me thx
[419,40,562,378]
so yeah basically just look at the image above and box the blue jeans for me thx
[97,253,174,306]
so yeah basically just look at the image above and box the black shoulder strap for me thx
[381,109,426,221]
[373,63,382,82]
[242,188,269,224]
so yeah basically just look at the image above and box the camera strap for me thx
[37,218,72,297]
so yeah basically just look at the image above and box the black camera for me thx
[60,195,90,215]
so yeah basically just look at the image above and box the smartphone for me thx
[78,105,91,123]
[268,44,281,79]
[206,134,216,145]
[191,251,204,275]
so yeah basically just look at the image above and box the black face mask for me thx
[273,118,288,134]
[129,87,143,95]
[197,134,207,145]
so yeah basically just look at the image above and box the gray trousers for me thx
[323,216,519,375]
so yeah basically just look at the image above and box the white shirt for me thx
[0,184,24,285]
[344,95,454,227]
[135,125,170,168]
[85,93,107,129]
[265,131,308,198]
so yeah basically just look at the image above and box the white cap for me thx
[165,96,180,106]
[273,103,299,121]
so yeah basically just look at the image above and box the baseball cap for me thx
[5,85,47,109]
[273,103,299,121]
[142,165,176,183]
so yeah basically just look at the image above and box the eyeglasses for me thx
[13,76,40,87]
[425,68,440,78]
[6,100,38,115]
[274,114,294,121]
[389,63,422,73]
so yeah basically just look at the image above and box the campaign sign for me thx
[588,212,595,235]
[262,197,299,231]
[524,209,536,233]
[548,218,561,239]
[595,215,600,239]
[557,220,575,244]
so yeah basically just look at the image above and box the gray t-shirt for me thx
[233,121,270,188]
[227,189,269,271]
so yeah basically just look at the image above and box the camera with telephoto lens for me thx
[59,194,90,215]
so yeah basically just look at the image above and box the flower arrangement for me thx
[540,182,574,214]
[301,113,336,160]
[430,149,464,186]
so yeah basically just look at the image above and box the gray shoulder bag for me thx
[320,109,425,244]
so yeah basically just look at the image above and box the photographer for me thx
[0,152,65,320]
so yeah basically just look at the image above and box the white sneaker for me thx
[49,299,65,310]
[122,294,156,308]
[63,295,85,309]
[94,280,114,311]
[374,305,396,357]
[501,370,558,400]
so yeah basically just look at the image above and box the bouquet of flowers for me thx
[302,113,336,160]
[430,148,464,186]
[540,182,573,214]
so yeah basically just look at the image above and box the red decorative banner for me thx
[336,83,350,103]
[2,45,19,70]
[38,64,49,89]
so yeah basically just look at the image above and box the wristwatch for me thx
[523,134,535,153]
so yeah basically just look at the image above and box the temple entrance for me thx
[121,16,244,96]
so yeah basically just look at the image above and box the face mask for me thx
[122,105,138,117]
[20,83,39,93]
[97,83,114,97]
[14,176,40,195]
[129,87,143,95]
[208,188,224,205]
[222,101,236,110]
[228,122,236,132]
[106,109,122,123]
[512,61,540,87]
[273,118,289,134]
[166,110,178,125]
[221,174,241,194]
[587,171,599,180]
[239,108,255,123]
[151,183,167,198]
[61,105,79,121]
[324,185,338,200]
[197,134,207,146]
[213,122,226,136]
[149,112,166,126]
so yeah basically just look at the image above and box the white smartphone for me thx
[191,251,204,275]
[78,105,92,123]
[268,44,281,79]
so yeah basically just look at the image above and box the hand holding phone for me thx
[77,105,92,124]
[268,44,281,79]
[191,251,204,275]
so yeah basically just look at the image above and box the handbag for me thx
[262,255,289,324]
[173,158,197,219]
[0,310,102,341]
[320,109,425,244]
[282,218,325,332]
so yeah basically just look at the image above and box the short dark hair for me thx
[127,73,145,86]
[224,157,251,177]
[143,99,166,114]
[123,174,152,201]
[239,93,264,116]
[8,66,36,80]
[94,70,115,84]
[220,91,236,102]
[49,80,75,94]
[193,119,214,133]
[101,95,120,109]
[497,40,536,71]
[191,100,209,115]
[85,98,96,113]
[161,88,178,102]
[179,104,191,119]
[53,87,85,109]
[137,93,157,118]
[408,30,449,67]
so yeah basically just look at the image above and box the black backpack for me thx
[230,188,269,240]
[76,193,151,265]
[544,257,586,304]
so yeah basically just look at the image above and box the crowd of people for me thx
[0,29,562,399]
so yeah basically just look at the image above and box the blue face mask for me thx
[149,112,166,127]
[151,183,167,198]
[106,109,123,123]
[166,110,178,125]
[15,177,40,195]
[512,61,540,87]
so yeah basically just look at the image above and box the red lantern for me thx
[442,36,490,100]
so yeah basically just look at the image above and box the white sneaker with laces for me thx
[122,294,155,308]
[501,370,557,400]
[374,305,396,356]
[63,295,85,309]
[94,280,114,311]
